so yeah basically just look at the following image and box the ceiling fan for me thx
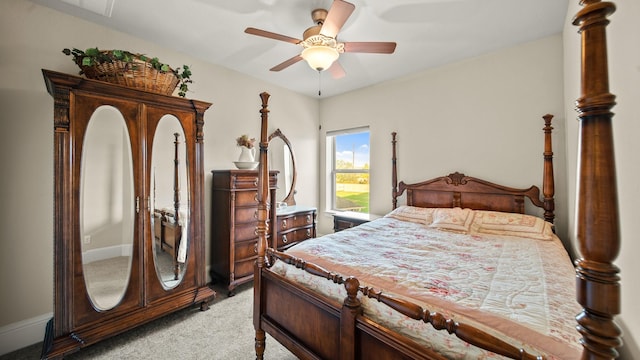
[244,0,397,79]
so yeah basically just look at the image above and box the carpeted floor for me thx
[82,256,131,310]
[2,283,298,360]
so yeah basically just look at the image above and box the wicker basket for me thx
[77,56,179,96]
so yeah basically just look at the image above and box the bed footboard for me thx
[257,258,445,360]
[259,249,544,360]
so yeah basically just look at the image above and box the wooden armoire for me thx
[41,70,216,359]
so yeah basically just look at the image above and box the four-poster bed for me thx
[253,0,621,358]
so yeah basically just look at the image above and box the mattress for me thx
[270,208,582,359]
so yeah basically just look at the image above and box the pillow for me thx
[384,206,434,225]
[428,207,475,233]
[472,210,554,240]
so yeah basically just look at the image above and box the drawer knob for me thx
[281,219,287,229]
[253,178,258,186]
[254,210,258,219]
[306,229,311,238]
[282,235,288,243]
[254,244,257,253]
[306,214,311,223]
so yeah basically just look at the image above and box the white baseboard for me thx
[0,264,212,356]
[0,312,52,356]
[83,244,133,263]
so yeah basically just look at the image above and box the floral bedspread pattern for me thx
[270,215,582,359]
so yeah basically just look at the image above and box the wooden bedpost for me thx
[172,132,181,280]
[254,92,271,360]
[541,114,555,224]
[573,1,621,359]
[391,132,398,209]
[340,277,362,360]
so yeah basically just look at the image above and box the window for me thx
[326,127,370,213]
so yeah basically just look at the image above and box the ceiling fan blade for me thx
[328,61,346,79]
[320,0,356,38]
[343,42,397,54]
[270,55,304,72]
[245,27,301,45]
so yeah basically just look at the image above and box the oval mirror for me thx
[80,105,135,311]
[269,129,297,206]
[151,115,189,289]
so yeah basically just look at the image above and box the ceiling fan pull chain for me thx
[318,71,322,97]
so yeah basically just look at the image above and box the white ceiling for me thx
[32,0,569,98]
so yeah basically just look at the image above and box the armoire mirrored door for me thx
[80,105,136,311]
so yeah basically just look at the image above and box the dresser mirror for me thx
[80,105,135,310]
[268,128,297,206]
[151,115,189,288]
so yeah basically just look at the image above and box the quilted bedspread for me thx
[270,214,582,359]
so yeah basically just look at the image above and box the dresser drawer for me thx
[235,222,259,242]
[277,211,315,231]
[275,227,314,249]
[235,190,259,206]
[334,218,360,231]
[232,174,259,189]
[235,206,258,224]
[235,239,258,261]
[234,257,256,279]
[333,212,381,232]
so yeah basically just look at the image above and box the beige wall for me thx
[318,35,568,241]
[564,0,639,358]
[0,0,319,353]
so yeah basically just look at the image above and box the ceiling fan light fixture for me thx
[301,45,339,71]
[245,0,394,79]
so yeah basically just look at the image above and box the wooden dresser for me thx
[210,169,278,295]
[274,205,317,251]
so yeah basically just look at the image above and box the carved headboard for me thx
[398,171,545,214]
[391,114,556,224]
